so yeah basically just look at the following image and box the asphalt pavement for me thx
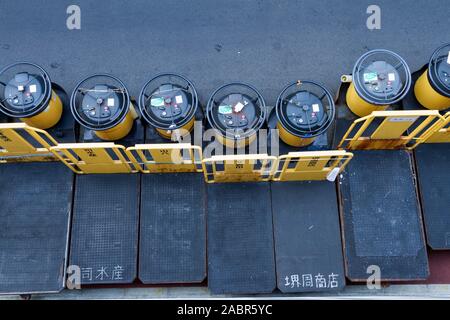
[0,0,447,106]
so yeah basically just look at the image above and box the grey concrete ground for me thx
[1,285,450,300]
[0,0,448,106]
[0,0,448,299]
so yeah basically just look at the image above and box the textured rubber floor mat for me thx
[339,150,429,281]
[415,143,450,249]
[0,163,73,294]
[207,182,276,295]
[69,174,139,285]
[272,181,345,293]
[139,173,206,284]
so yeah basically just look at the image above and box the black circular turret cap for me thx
[428,43,450,98]
[139,73,198,130]
[206,82,266,140]
[353,49,411,105]
[70,74,131,131]
[276,80,335,138]
[0,62,52,118]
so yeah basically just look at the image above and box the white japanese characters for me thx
[284,273,340,289]
[81,265,125,282]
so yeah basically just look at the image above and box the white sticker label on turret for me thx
[29,85,37,93]
[447,51,450,64]
[326,167,341,182]
[107,98,115,107]
[175,95,183,104]
[234,102,245,112]
[388,73,395,81]
[389,117,418,122]
[312,104,320,112]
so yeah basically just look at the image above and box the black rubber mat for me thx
[69,174,139,285]
[272,181,345,292]
[415,143,450,249]
[402,69,450,249]
[207,182,276,295]
[139,173,206,284]
[0,162,73,294]
[339,150,429,281]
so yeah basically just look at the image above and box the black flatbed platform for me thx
[272,180,345,292]
[0,162,73,294]
[339,149,429,281]
[415,143,450,250]
[139,172,206,284]
[69,174,139,285]
[402,69,450,250]
[333,81,430,281]
[207,182,276,295]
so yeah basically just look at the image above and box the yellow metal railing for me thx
[0,123,59,163]
[421,112,450,144]
[202,154,277,183]
[127,143,203,173]
[338,110,443,150]
[272,150,353,182]
[50,143,136,174]
[1,111,448,179]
